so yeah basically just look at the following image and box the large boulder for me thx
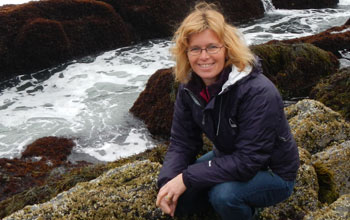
[130,68,177,139]
[268,24,350,58]
[261,100,350,219]
[251,43,339,99]
[271,0,339,9]
[0,0,132,81]
[285,99,350,154]
[310,67,350,120]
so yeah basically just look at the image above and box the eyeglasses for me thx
[187,45,224,56]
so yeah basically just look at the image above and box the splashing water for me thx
[261,0,276,12]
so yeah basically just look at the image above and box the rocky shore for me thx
[1,0,350,219]
[3,99,350,219]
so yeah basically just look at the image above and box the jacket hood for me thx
[219,64,252,95]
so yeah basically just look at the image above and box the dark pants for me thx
[175,151,295,220]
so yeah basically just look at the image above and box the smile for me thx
[198,63,214,68]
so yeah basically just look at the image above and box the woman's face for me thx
[187,29,226,86]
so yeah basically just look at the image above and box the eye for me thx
[208,45,219,49]
[207,45,222,54]
[189,47,201,52]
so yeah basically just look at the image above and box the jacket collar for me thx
[185,65,232,98]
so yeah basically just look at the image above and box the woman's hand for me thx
[156,173,187,217]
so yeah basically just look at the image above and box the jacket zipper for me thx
[184,88,207,125]
[216,97,223,136]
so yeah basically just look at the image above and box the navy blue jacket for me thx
[157,60,300,190]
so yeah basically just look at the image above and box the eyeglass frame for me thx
[187,44,225,56]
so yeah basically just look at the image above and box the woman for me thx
[156,2,299,220]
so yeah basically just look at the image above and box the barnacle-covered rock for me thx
[285,99,350,154]
[260,147,320,220]
[3,160,218,220]
[303,194,350,220]
[4,160,165,219]
[312,141,350,204]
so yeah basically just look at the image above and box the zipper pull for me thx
[202,113,205,125]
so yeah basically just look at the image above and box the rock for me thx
[0,0,132,81]
[250,43,339,99]
[130,68,177,138]
[21,136,75,165]
[3,160,217,220]
[345,18,350,25]
[310,67,350,120]
[260,147,321,220]
[285,99,350,154]
[312,141,350,204]
[271,0,339,9]
[303,194,350,220]
[98,0,265,41]
[0,137,76,202]
[268,25,350,58]
[97,0,188,41]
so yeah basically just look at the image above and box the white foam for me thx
[0,0,39,6]
[0,40,174,160]
[339,0,350,5]
[82,128,155,162]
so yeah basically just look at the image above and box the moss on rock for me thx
[310,67,350,121]
[251,43,339,99]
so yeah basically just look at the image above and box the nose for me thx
[199,49,210,59]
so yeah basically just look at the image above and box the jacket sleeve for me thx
[157,84,203,189]
[182,80,282,189]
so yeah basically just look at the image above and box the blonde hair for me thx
[171,2,255,83]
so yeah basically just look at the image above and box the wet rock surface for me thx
[310,67,350,120]
[251,43,339,98]
[269,24,350,58]
[0,137,76,201]
[0,0,265,81]
[0,0,132,81]
[130,68,176,138]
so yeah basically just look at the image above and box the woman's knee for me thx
[208,182,242,208]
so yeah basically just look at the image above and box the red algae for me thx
[0,136,77,201]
